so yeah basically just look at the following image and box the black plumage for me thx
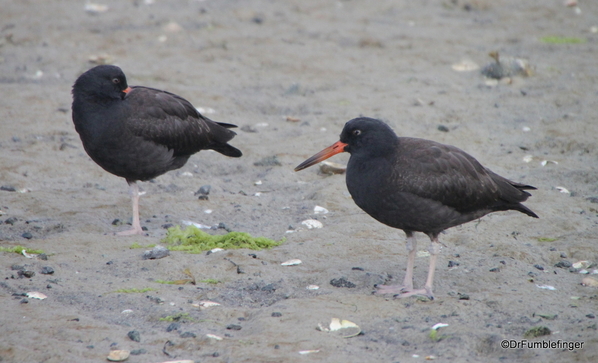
[72,65,242,235]
[295,117,537,299]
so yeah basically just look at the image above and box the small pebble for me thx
[40,266,54,275]
[166,322,180,332]
[330,277,356,288]
[142,245,170,260]
[226,324,242,331]
[534,264,544,271]
[271,312,282,317]
[489,267,500,273]
[127,330,141,342]
[18,270,35,278]
[195,185,211,200]
[130,349,147,355]
[437,125,449,132]
[22,232,33,239]
[554,260,572,268]
[180,331,196,338]
[448,261,460,268]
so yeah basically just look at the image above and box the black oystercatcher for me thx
[295,117,537,299]
[72,65,242,235]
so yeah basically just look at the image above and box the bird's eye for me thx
[353,129,361,136]
[112,78,120,84]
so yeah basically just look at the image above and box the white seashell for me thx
[522,126,531,132]
[181,171,193,177]
[536,284,556,291]
[451,59,480,72]
[555,186,570,194]
[431,323,449,330]
[204,209,213,214]
[416,250,430,258]
[281,259,302,266]
[301,219,323,229]
[306,285,320,290]
[541,160,558,167]
[26,292,47,300]
[84,3,108,13]
[254,192,262,197]
[314,206,329,214]
[572,260,590,269]
[318,318,361,338]
[106,350,129,362]
[210,248,224,253]
[121,309,134,314]
[197,301,221,309]
[578,269,589,275]
[21,250,37,259]
[206,334,223,340]
[254,180,262,185]
[522,155,534,163]
[298,350,320,355]
[182,220,211,229]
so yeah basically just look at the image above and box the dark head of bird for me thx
[72,65,130,102]
[294,117,398,171]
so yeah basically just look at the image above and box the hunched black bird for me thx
[295,117,537,299]
[72,65,242,235]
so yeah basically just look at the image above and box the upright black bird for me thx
[295,117,537,299]
[72,65,242,235]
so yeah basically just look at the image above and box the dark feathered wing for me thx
[124,86,242,157]
[392,138,537,217]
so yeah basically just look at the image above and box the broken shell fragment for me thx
[555,186,570,194]
[21,250,38,259]
[572,261,591,269]
[298,350,320,355]
[536,284,556,291]
[85,3,109,14]
[320,161,346,175]
[281,259,302,266]
[317,318,361,338]
[26,292,47,300]
[306,284,320,290]
[451,59,480,72]
[301,219,323,229]
[522,155,534,163]
[206,334,224,340]
[314,205,329,214]
[194,301,221,309]
[106,350,130,362]
[581,277,598,287]
[541,160,558,167]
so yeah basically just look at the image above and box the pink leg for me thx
[116,181,146,236]
[375,232,417,295]
[397,236,441,299]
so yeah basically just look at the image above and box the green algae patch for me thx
[159,312,194,322]
[111,287,155,294]
[541,36,585,44]
[0,245,45,255]
[163,225,284,253]
[129,243,156,249]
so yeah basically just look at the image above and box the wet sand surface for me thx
[1,0,597,362]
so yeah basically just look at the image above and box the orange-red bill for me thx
[123,86,132,94]
[294,141,348,172]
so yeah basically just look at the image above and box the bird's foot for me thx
[115,227,147,236]
[374,284,434,300]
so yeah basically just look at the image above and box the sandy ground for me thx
[1,0,598,362]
